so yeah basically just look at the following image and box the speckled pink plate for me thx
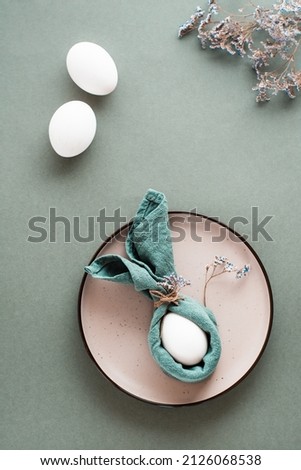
[79,212,273,406]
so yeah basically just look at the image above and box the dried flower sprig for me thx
[150,273,191,308]
[178,0,301,102]
[203,256,250,306]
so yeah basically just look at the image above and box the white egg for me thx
[49,101,97,157]
[161,313,208,366]
[66,42,118,95]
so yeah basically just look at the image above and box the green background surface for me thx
[1,0,300,450]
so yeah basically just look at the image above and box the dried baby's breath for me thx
[203,256,250,306]
[178,0,301,102]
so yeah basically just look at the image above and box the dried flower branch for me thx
[203,256,250,306]
[178,0,301,101]
[150,273,191,308]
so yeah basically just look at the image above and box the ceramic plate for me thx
[79,212,273,406]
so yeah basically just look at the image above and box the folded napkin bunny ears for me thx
[85,189,222,383]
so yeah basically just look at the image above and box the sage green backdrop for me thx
[1,0,300,450]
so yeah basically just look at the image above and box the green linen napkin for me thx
[85,189,221,382]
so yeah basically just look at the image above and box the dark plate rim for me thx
[78,211,274,408]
